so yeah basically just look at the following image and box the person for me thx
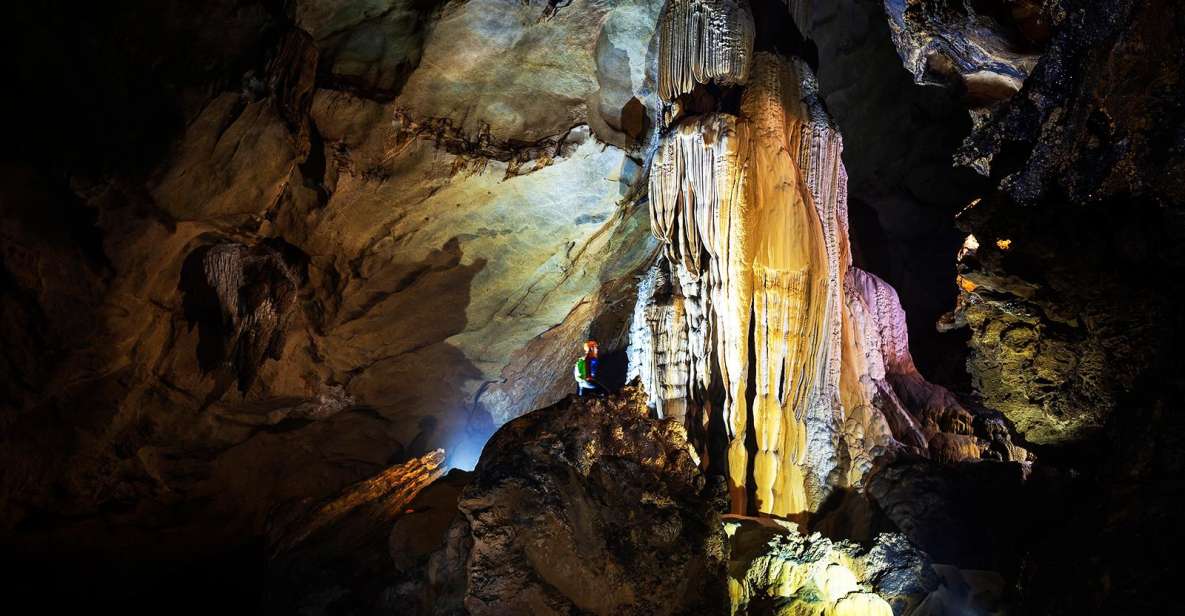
[574,339,602,396]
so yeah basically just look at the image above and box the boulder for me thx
[405,385,731,615]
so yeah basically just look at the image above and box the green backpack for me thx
[575,357,589,380]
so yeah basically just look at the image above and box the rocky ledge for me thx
[268,387,1001,615]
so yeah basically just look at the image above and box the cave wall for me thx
[1,0,667,584]
[796,0,988,390]
[881,0,1185,612]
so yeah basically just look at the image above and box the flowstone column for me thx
[630,0,1021,517]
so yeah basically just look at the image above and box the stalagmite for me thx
[648,112,751,276]
[633,1,1027,518]
[735,53,838,516]
[646,296,690,420]
[839,268,930,485]
[657,0,756,101]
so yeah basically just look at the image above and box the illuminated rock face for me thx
[883,0,1052,106]
[0,0,664,545]
[633,18,1026,516]
[725,517,939,616]
[265,449,450,613]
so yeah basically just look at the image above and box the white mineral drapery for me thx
[657,0,756,101]
[633,16,1002,516]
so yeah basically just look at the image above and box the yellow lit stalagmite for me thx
[637,6,1012,519]
[647,54,842,516]
[737,54,833,517]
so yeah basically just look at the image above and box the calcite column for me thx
[631,0,1017,516]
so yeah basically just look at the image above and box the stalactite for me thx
[627,262,662,401]
[647,110,758,509]
[649,113,750,277]
[657,0,756,101]
[675,262,715,401]
[645,298,690,417]
[628,257,713,426]
[644,54,841,515]
[783,0,813,34]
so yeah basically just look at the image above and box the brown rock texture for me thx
[933,0,1185,446]
[3,0,1183,613]
[264,449,455,613]
[1,0,661,538]
[1,1,664,609]
[402,385,731,615]
[887,0,1185,612]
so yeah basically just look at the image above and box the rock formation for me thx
[727,517,941,616]
[884,0,1052,109]
[397,386,731,615]
[631,2,1025,519]
[1,0,662,571]
[4,0,1183,613]
[657,0,756,101]
[886,0,1185,612]
[265,449,448,613]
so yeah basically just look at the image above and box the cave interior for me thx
[2,0,1183,614]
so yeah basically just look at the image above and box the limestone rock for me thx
[150,93,301,223]
[884,0,1051,107]
[794,0,985,390]
[295,0,444,97]
[178,241,300,394]
[725,516,940,616]
[265,450,448,613]
[392,0,664,147]
[939,1,1185,446]
[633,38,1027,518]
[1,1,665,599]
[915,7,1185,606]
[657,0,756,101]
[410,385,730,615]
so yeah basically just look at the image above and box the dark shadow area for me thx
[805,0,987,391]
[3,540,267,615]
